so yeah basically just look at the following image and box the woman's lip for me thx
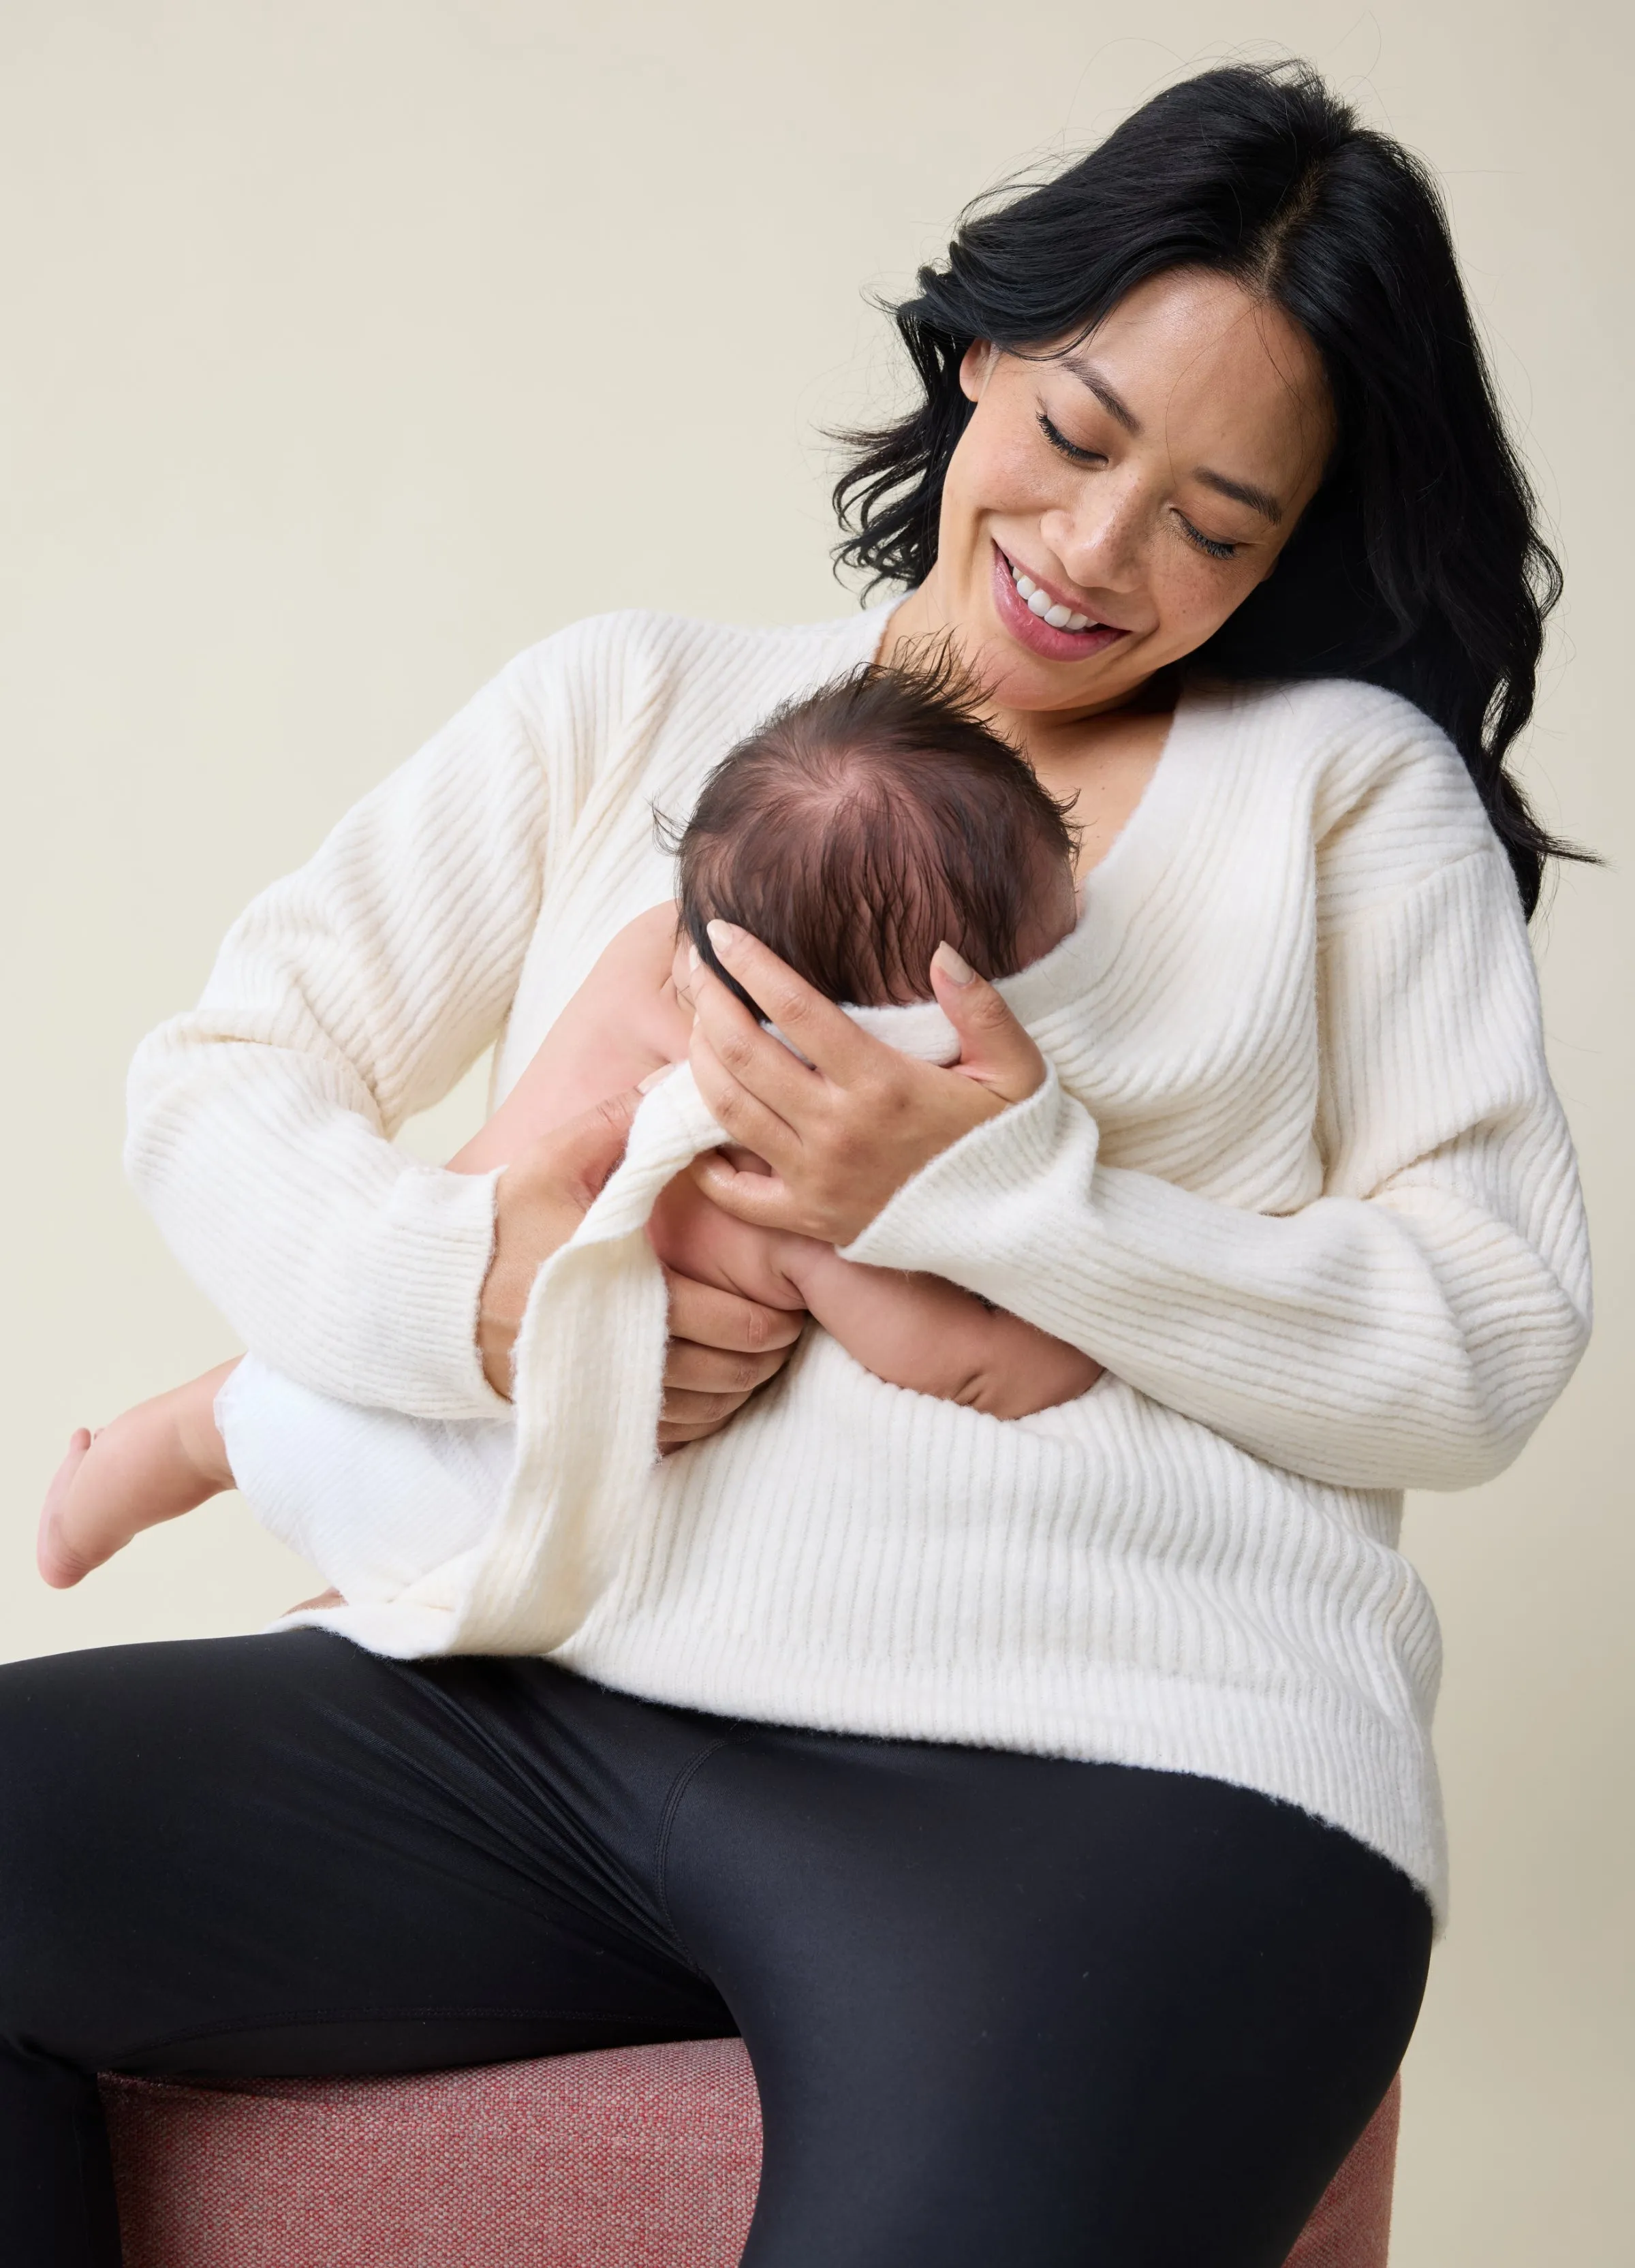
[999,546,1108,621]
[990,544,1130,662]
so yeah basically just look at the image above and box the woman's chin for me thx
[974,623,1151,717]
[898,565,1156,713]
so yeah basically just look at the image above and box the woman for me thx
[0,61,1589,2268]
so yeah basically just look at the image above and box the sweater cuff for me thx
[339,1161,509,1418]
[841,1066,1097,1284]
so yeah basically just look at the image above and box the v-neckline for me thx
[995,682,1236,1020]
[1071,687,1189,897]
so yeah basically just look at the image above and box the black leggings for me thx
[0,1633,1431,2267]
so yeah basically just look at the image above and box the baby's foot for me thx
[37,1430,99,1588]
[35,1365,237,1591]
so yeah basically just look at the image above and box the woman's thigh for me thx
[0,1637,1430,2268]
[665,1733,1432,2268]
[0,1632,732,2079]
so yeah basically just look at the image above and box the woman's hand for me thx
[687,925,1048,1246]
[652,1265,803,1449]
[478,1087,802,1444]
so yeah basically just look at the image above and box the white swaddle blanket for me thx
[225,980,1017,1661]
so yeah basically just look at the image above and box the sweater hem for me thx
[551,1632,1449,1925]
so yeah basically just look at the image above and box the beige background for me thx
[2,3,1628,2257]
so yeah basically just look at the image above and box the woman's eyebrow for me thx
[1194,468,1283,524]
[1060,354,1142,433]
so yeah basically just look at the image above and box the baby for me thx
[39,657,1098,1593]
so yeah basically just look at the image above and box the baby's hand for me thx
[648,1166,803,1299]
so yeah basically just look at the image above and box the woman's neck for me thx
[878,593,1177,882]
[1028,702,1174,882]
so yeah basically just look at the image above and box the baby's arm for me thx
[650,1173,1100,1419]
[452,903,688,1175]
[790,1246,1102,1418]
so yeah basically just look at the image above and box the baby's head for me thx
[672,657,1078,1019]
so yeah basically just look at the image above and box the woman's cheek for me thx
[1153,550,1252,652]
[946,416,1041,543]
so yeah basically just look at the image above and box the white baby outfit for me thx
[129,604,1593,1922]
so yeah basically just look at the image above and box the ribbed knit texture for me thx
[127,608,1591,1919]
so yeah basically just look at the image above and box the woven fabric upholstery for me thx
[101,2042,1399,2267]
[1283,2075,1400,2268]
[102,2042,758,2268]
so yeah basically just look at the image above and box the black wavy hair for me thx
[834,61,1580,914]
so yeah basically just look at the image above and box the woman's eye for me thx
[1037,409,1243,563]
[1175,513,1240,561]
[1036,409,1103,466]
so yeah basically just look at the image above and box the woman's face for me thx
[909,268,1335,724]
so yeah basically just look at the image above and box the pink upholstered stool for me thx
[101,2040,1400,2267]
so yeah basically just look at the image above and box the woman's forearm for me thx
[842,1065,1589,1491]
[126,645,570,1417]
[686,853,1591,1493]
[128,1027,510,1418]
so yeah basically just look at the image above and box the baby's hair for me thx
[658,650,1079,1019]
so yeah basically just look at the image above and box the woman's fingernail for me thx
[933,940,976,987]
[706,919,743,958]
[687,944,701,974]
[637,1066,671,1093]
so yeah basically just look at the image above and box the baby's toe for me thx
[37,1431,95,1588]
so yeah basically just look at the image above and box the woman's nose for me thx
[1040,479,1147,595]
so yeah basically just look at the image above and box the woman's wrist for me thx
[277,1158,506,1422]
[478,1090,803,1437]
[841,1066,1070,1275]
[478,1097,643,1397]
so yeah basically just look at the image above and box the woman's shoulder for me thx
[1200,671,1465,785]
[1198,674,1504,916]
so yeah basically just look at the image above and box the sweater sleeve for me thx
[841,846,1591,1491]
[125,630,610,1420]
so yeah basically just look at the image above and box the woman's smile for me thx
[886,268,1336,743]
[989,541,1132,662]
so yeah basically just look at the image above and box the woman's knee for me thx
[0,1638,314,2049]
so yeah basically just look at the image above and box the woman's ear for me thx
[959,340,997,403]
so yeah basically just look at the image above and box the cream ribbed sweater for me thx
[127,604,1591,1916]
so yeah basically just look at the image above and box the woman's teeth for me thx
[1010,563,1091,634]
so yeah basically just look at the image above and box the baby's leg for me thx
[37,1361,237,1589]
[216,1354,516,1604]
